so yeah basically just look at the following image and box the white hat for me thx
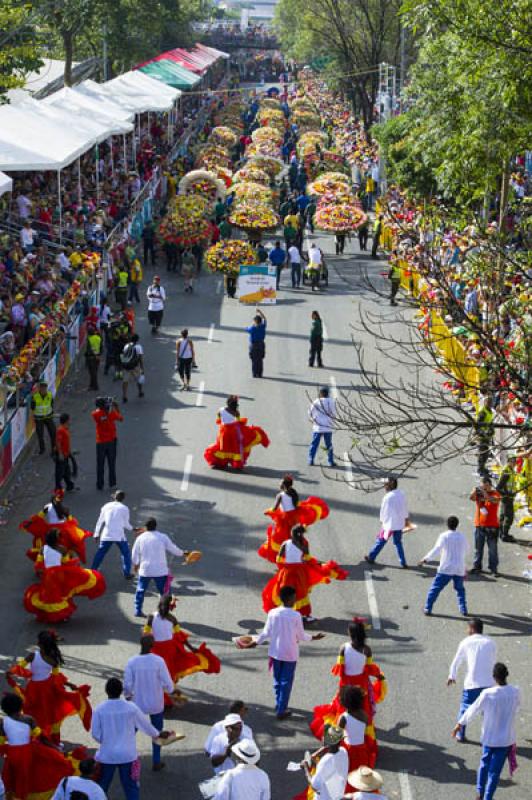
[232,739,260,765]
[223,714,242,727]
[348,766,383,791]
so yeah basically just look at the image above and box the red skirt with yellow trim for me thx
[23,563,106,623]
[262,559,348,617]
[258,498,330,563]
[6,668,92,739]
[20,515,92,564]
[152,631,221,706]
[204,418,270,469]
[0,739,83,800]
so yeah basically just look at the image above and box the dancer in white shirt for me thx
[448,618,496,742]
[131,517,188,617]
[204,701,253,756]
[124,635,174,771]
[308,386,336,467]
[453,663,520,800]
[213,739,270,800]
[208,714,251,775]
[419,516,469,615]
[301,724,348,800]
[365,477,409,568]
[92,491,133,578]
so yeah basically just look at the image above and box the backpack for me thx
[120,342,140,370]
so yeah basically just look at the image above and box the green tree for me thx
[0,1,43,100]
[34,0,98,86]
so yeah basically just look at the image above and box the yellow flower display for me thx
[229,202,280,231]
[232,165,271,186]
[315,202,368,232]
[210,126,238,148]
[206,240,258,275]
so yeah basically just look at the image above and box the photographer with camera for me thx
[147,275,166,334]
[91,397,123,491]
[469,477,502,577]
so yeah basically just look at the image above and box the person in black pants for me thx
[245,308,267,378]
[91,398,123,491]
[358,221,369,251]
[309,310,324,367]
[335,233,346,254]
[141,221,156,265]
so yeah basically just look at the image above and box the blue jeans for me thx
[457,687,485,741]
[92,540,132,577]
[308,431,334,465]
[98,761,139,800]
[135,575,167,614]
[291,263,301,287]
[368,530,406,566]
[478,745,510,800]
[425,573,467,614]
[150,711,164,765]
[272,659,297,714]
[474,527,499,572]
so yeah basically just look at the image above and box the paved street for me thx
[0,229,530,800]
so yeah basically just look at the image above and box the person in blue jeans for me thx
[92,490,133,579]
[131,518,188,617]
[365,477,410,567]
[92,678,161,800]
[419,516,468,615]
[252,585,324,719]
[453,663,521,800]
[308,387,336,467]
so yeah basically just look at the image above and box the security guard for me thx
[389,259,402,306]
[476,397,494,478]
[496,455,517,542]
[31,380,56,455]
[86,325,103,391]
[108,313,130,380]
[115,265,129,310]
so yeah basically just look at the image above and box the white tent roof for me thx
[103,71,180,112]
[6,58,80,104]
[19,98,122,147]
[0,172,13,197]
[43,87,134,135]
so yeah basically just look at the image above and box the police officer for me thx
[496,455,517,542]
[86,325,103,391]
[31,380,56,455]
[115,265,129,311]
[476,397,494,479]
[105,313,130,380]
[389,259,401,306]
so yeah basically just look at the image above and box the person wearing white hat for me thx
[204,701,253,755]
[208,714,255,775]
[346,766,388,799]
[213,739,270,800]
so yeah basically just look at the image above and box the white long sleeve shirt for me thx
[213,764,271,800]
[209,730,248,774]
[422,529,469,575]
[448,634,496,689]
[204,721,253,755]
[52,776,107,800]
[308,397,336,433]
[458,684,521,747]
[311,749,349,800]
[123,652,174,715]
[255,606,312,662]
[94,501,132,542]
[379,488,408,533]
[91,698,158,764]
[146,285,166,311]
[131,530,184,577]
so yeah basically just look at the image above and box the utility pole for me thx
[400,26,406,95]
[102,22,108,81]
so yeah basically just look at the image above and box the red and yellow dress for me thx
[24,546,106,623]
[262,539,348,617]
[338,710,373,779]
[204,408,270,470]
[20,512,92,566]
[0,715,86,800]
[6,651,92,743]
[258,494,329,563]
[310,643,387,766]
[145,613,221,706]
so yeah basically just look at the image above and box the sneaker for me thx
[364,555,375,564]
[423,609,432,616]
[276,711,292,720]
[469,567,482,574]
[152,762,166,772]
[134,611,146,618]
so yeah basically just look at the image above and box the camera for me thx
[95,396,115,411]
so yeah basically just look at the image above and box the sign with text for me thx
[237,264,277,305]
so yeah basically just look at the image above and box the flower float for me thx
[229,202,280,231]
[315,202,368,232]
[158,195,212,247]
[246,140,283,160]
[291,97,315,112]
[210,126,238,149]
[231,181,274,206]
[260,97,282,109]
[195,144,232,171]
[246,155,285,177]
[179,169,226,202]
[308,172,351,196]
[206,240,258,275]
[257,108,285,130]
[252,126,284,146]
[297,131,328,157]
[208,165,233,187]
[232,165,271,186]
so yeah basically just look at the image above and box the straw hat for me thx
[232,739,261,765]
[348,766,383,791]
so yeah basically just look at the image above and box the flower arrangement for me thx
[229,202,280,231]
[246,140,282,160]
[304,151,349,178]
[209,165,233,187]
[179,169,226,202]
[260,97,282,109]
[252,126,284,146]
[315,203,368,232]
[309,172,351,196]
[297,131,328,157]
[231,181,274,206]
[291,97,315,112]
[232,165,271,186]
[210,126,238,149]
[158,195,212,246]
[206,240,258,274]
[195,144,232,170]
[246,155,285,177]
[257,108,285,130]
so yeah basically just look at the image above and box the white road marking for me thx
[208,323,215,342]
[343,451,355,490]
[322,322,329,340]
[399,771,414,800]
[329,375,338,398]
[195,380,205,407]
[364,570,381,630]
[180,455,193,491]
[216,279,222,295]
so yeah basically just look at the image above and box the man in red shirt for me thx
[470,477,501,576]
[92,398,123,491]
[55,413,75,492]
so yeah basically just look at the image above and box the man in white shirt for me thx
[453,662,520,800]
[16,193,32,219]
[208,714,249,774]
[124,635,174,771]
[365,477,409,568]
[419,515,469,616]
[250,585,324,719]
[131,517,188,617]
[448,618,496,743]
[52,757,107,800]
[91,678,161,800]
[204,701,253,755]
[213,739,270,800]
[20,221,37,252]
[307,244,323,292]
[302,724,348,800]
[288,244,302,288]
[308,386,336,467]
[146,275,166,333]
[92,490,133,578]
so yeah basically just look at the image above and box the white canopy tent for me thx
[43,87,134,135]
[0,172,13,197]
[19,98,124,147]
[103,71,180,112]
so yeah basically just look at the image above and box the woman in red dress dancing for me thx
[204,395,270,470]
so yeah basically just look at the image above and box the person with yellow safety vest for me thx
[86,325,103,391]
[128,257,143,304]
[496,455,517,542]
[476,397,495,479]
[115,265,129,310]
[30,380,56,455]
[388,257,401,306]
